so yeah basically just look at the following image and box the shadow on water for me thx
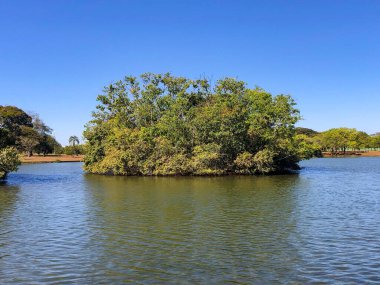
[0,180,20,215]
[0,183,20,261]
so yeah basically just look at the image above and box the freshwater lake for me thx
[1,158,380,284]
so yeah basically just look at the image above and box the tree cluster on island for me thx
[83,73,310,176]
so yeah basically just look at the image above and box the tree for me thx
[29,114,57,156]
[62,144,85,155]
[69,136,80,156]
[315,128,372,155]
[317,128,356,154]
[35,135,62,155]
[295,127,319,137]
[371,135,380,149]
[0,128,9,149]
[0,106,57,156]
[348,131,370,150]
[0,147,20,180]
[17,126,40,157]
[0,106,33,146]
[30,113,52,136]
[69,136,80,146]
[295,134,322,159]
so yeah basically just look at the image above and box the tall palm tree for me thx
[69,136,80,156]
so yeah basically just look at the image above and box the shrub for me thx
[234,152,255,174]
[0,147,21,179]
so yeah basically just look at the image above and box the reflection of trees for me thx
[0,184,20,220]
[83,174,304,283]
[0,184,20,263]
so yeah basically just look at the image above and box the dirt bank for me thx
[323,151,380,157]
[21,155,84,163]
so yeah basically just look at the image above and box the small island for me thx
[83,73,310,176]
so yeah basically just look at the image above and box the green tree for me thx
[30,114,57,155]
[63,144,85,155]
[84,73,303,175]
[295,127,319,137]
[370,135,380,149]
[317,128,355,154]
[35,135,62,155]
[348,131,370,150]
[0,147,20,180]
[0,106,33,146]
[17,126,40,157]
[295,134,322,159]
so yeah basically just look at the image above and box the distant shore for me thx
[20,151,380,164]
[322,151,380,157]
[21,155,84,163]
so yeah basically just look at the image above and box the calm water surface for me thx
[1,158,380,284]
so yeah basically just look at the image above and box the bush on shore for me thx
[0,147,21,179]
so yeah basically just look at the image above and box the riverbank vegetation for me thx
[84,73,314,176]
[0,147,20,179]
[0,105,62,178]
[0,106,61,156]
[60,144,86,156]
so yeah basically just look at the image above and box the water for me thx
[1,158,380,284]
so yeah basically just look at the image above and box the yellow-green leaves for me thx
[0,147,20,179]
[84,73,302,175]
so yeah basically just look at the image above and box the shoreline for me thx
[20,151,380,164]
[21,155,84,164]
[322,150,380,157]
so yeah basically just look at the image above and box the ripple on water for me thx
[0,159,380,284]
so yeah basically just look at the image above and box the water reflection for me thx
[0,184,20,260]
[83,174,304,283]
[0,160,380,284]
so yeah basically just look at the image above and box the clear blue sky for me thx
[1,0,379,145]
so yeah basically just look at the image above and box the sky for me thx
[1,0,379,145]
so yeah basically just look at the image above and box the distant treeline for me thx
[60,144,86,156]
[295,127,380,155]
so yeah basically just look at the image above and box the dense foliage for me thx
[315,128,380,154]
[297,127,380,155]
[0,106,61,156]
[84,73,306,175]
[295,127,319,137]
[0,105,62,179]
[0,147,20,179]
[60,144,86,156]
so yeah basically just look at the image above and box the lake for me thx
[1,158,380,284]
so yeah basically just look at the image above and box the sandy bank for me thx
[323,151,380,157]
[21,155,84,163]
